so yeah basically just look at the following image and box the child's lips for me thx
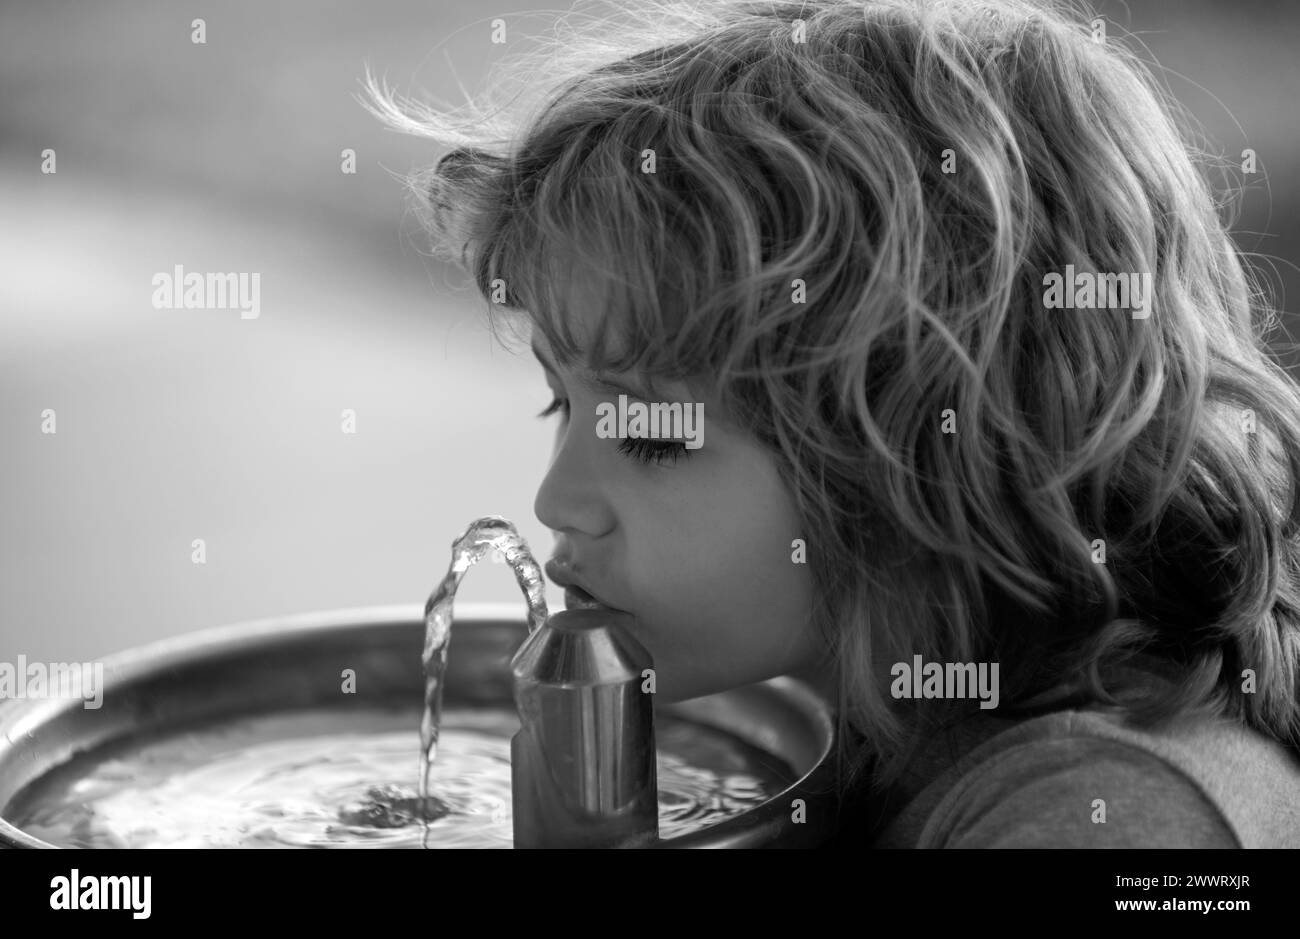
[564,584,605,610]
[545,560,622,612]
[562,583,624,612]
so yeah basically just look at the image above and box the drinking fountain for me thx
[0,519,842,848]
[0,603,841,848]
[510,608,659,848]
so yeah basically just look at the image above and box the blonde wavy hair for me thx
[363,0,1300,793]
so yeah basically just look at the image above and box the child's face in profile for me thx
[529,294,824,703]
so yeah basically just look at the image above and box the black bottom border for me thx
[0,847,1287,924]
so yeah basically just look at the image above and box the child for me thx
[364,0,1300,846]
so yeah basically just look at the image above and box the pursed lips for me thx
[544,559,622,611]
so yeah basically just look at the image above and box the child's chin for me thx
[652,670,735,705]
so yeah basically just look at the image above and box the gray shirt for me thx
[871,707,1300,847]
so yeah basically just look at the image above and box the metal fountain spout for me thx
[420,516,658,848]
[509,608,659,848]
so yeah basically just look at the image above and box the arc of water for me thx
[418,516,549,846]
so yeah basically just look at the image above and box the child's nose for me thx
[533,426,613,538]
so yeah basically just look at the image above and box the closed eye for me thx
[537,396,569,419]
[538,395,691,467]
[617,437,689,465]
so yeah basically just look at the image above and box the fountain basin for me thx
[0,603,841,848]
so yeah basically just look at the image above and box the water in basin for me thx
[7,516,788,848]
[6,705,789,848]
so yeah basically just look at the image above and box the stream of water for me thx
[418,516,547,846]
[5,516,794,848]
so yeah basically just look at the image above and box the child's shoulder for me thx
[872,708,1300,848]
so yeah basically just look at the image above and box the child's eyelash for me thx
[536,396,690,466]
[536,397,569,419]
[616,436,689,466]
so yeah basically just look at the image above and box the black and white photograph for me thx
[1,0,1297,919]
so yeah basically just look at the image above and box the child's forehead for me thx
[526,303,629,373]
[529,323,664,395]
[527,314,723,411]
[526,265,643,367]
[521,250,720,400]
[535,263,627,340]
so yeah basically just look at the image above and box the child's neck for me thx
[786,661,838,704]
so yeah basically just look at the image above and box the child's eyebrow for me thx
[530,339,657,402]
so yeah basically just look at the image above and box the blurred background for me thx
[1,0,1298,663]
